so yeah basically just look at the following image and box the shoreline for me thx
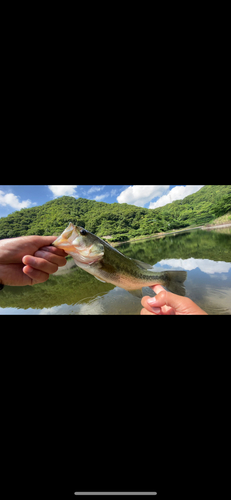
[112,223,231,247]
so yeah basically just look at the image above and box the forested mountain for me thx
[0,185,230,241]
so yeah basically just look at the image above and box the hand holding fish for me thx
[0,236,67,286]
[141,285,207,315]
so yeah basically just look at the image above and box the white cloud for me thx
[95,193,110,201]
[87,185,105,194]
[158,258,231,274]
[39,300,104,315]
[149,185,204,209]
[48,185,78,197]
[110,189,118,197]
[0,190,32,210]
[117,185,170,207]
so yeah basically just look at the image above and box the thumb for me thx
[149,289,187,311]
[148,289,207,315]
[28,235,57,247]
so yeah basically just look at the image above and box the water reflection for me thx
[1,228,231,314]
[39,287,144,315]
[156,258,231,274]
[154,257,231,315]
[28,256,231,315]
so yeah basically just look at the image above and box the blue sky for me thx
[0,185,204,218]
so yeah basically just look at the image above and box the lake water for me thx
[1,228,231,315]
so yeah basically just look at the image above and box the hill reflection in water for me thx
[1,229,231,315]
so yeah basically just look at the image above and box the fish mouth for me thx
[53,222,80,250]
[53,222,104,265]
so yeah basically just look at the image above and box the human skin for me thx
[141,284,207,315]
[0,235,67,286]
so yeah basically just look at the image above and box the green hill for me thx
[0,185,230,241]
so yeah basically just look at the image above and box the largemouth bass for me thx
[53,223,187,296]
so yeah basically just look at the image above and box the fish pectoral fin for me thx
[131,258,154,270]
[94,275,106,283]
[94,276,106,283]
[126,289,143,298]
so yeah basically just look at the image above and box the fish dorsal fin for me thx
[132,258,154,270]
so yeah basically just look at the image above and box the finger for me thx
[149,284,166,293]
[148,289,189,312]
[140,307,158,315]
[27,235,59,248]
[147,287,174,314]
[22,265,49,285]
[39,245,68,257]
[141,296,161,314]
[160,305,176,315]
[22,255,58,275]
[33,249,67,267]
[152,285,166,294]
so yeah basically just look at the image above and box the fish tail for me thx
[162,270,187,296]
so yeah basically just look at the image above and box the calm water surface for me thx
[1,228,231,315]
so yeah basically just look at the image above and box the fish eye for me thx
[80,229,87,236]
